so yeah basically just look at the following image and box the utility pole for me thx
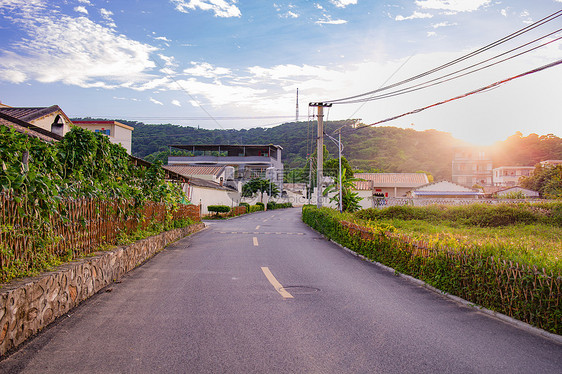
[296,88,299,123]
[309,102,332,208]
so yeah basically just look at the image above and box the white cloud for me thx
[273,3,299,19]
[415,0,491,13]
[155,36,171,42]
[172,99,182,106]
[330,0,357,8]
[170,0,241,18]
[99,8,116,28]
[395,11,433,21]
[74,6,88,14]
[427,31,436,37]
[432,21,457,28]
[100,8,113,19]
[184,61,232,78]
[500,8,508,17]
[150,97,164,105]
[316,15,348,25]
[0,1,158,88]
[78,0,92,4]
[315,3,324,10]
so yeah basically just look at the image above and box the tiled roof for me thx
[0,112,61,142]
[352,180,374,190]
[354,173,428,187]
[163,165,226,177]
[0,105,62,123]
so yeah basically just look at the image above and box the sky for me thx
[0,0,561,146]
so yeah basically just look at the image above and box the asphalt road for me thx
[1,208,561,373]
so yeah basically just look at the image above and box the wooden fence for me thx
[339,220,561,333]
[0,195,200,278]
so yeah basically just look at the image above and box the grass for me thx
[370,218,562,274]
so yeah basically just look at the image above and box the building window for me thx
[95,129,111,135]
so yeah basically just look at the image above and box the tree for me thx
[324,156,354,180]
[520,164,562,199]
[242,178,280,202]
[322,168,364,212]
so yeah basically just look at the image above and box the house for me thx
[167,144,284,190]
[408,180,483,199]
[355,173,429,198]
[494,186,539,198]
[452,146,493,187]
[166,167,241,215]
[0,111,62,143]
[540,160,562,167]
[492,166,534,187]
[163,165,228,185]
[73,120,134,154]
[352,173,429,209]
[0,105,73,137]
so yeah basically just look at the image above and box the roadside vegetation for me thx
[302,202,562,334]
[0,126,196,283]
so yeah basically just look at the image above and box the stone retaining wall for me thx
[0,222,205,357]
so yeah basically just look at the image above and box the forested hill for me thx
[72,118,562,182]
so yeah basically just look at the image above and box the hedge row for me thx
[354,202,562,227]
[302,206,561,334]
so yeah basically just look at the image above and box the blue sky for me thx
[0,0,561,145]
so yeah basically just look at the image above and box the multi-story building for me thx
[492,166,534,187]
[73,120,134,154]
[167,144,284,190]
[451,146,493,187]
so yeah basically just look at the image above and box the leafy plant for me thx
[242,178,280,202]
[322,167,363,212]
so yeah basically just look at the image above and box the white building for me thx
[492,166,534,187]
[73,120,134,154]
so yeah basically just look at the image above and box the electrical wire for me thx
[324,9,562,104]
[335,32,562,104]
[353,58,562,130]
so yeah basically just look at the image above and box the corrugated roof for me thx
[163,165,226,176]
[354,173,428,187]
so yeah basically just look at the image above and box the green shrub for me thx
[256,202,264,208]
[239,202,250,209]
[207,205,231,216]
[302,205,561,334]
[249,204,264,213]
[355,202,562,227]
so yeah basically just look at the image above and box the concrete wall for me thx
[191,186,240,215]
[0,223,205,357]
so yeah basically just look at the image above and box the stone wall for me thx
[0,222,205,357]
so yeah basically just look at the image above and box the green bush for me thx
[302,205,561,334]
[355,202,562,227]
[256,202,265,208]
[239,202,250,209]
[207,205,231,215]
[249,204,264,213]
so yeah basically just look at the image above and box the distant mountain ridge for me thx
[72,118,562,182]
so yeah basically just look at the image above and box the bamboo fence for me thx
[0,195,200,277]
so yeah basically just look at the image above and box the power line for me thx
[324,9,562,104]
[335,32,562,104]
[353,59,562,131]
